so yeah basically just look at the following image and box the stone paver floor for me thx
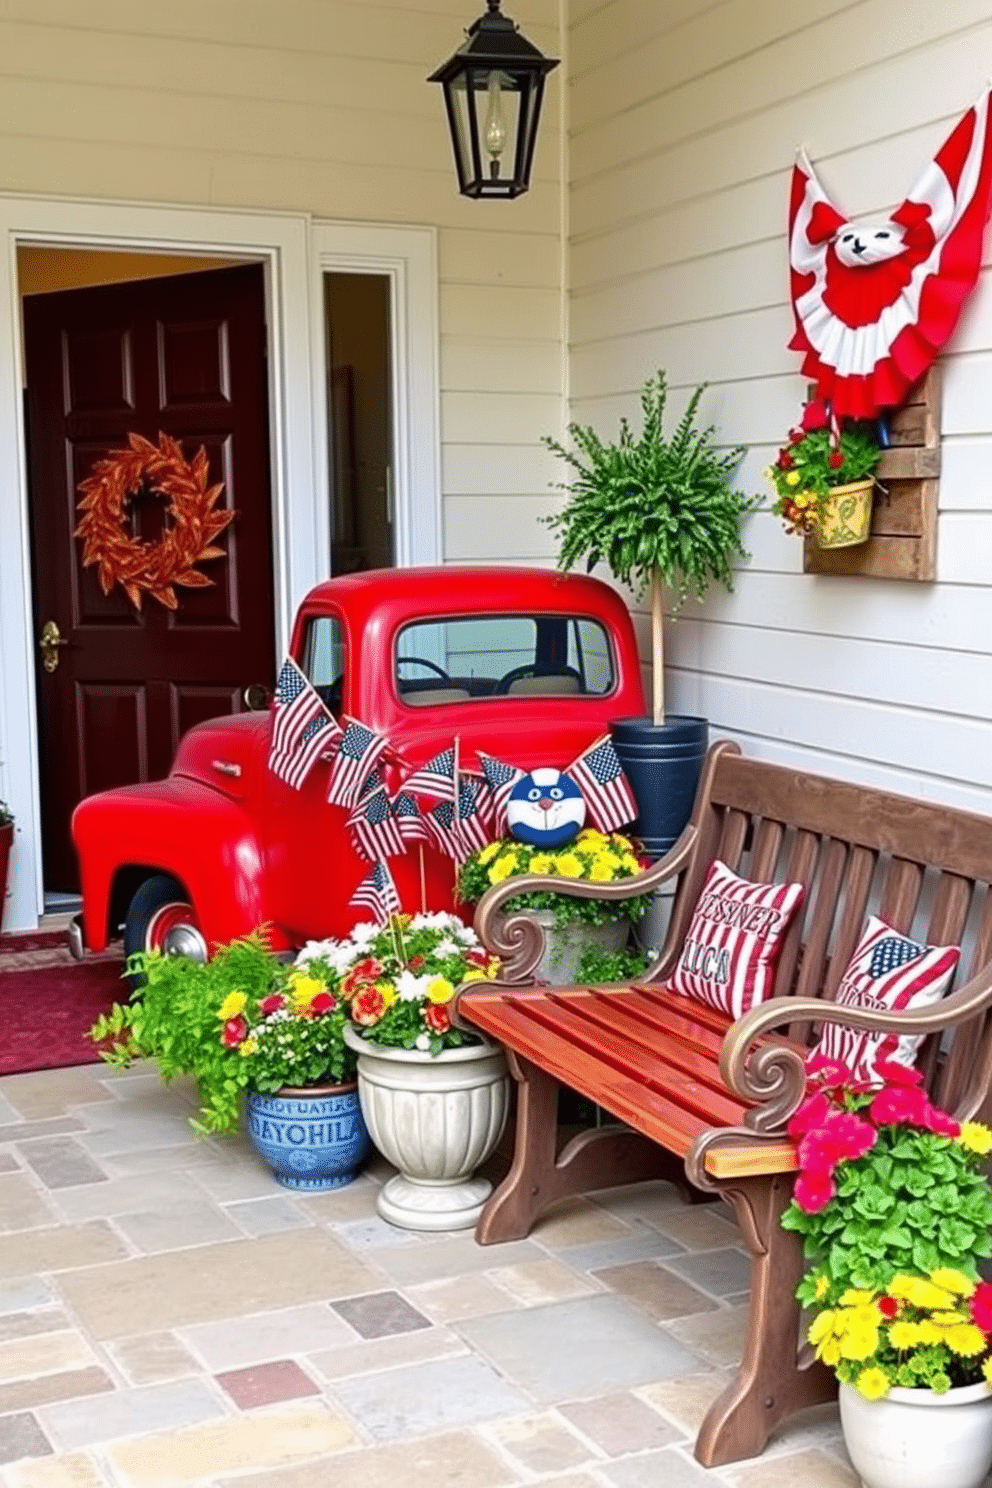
[0,1063,863,1487]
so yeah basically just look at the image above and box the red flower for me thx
[874,1060,923,1088]
[408,955,426,971]
[870,1085,932,1129]
[879,1296,899,1319]
[423,1003,451,1035]
[341,958,385,1001]
[789,428,805,445]
[351,987,386,1026]
[221,1015,248,1047]
[776,450,795,469]
[788,1091,832,1141]
[920,1104,960,1138]
[259,993,285,1014]
[971,1281,992,1333]
[805,1054,854,1089]
[801,400,830,431]
[828,451,844,469]
[309,991,336,1014]
[793,1169,835,1213]
[466,948,489,969]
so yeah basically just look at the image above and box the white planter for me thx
[516,911,630,985]
[839,1379,992,1488]
[343,1025,509,1232]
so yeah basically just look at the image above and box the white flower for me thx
[408,911,461,933]
[348,922,379,948]
[294,937,341,966]
[415,1033,431,1051]
[434,937,460,958]
[396,969,429,1003]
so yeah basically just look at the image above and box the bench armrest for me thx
[471,822,698,985]
[719,960,992,1134]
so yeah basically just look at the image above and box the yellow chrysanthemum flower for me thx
[289,973,325,1009]
[238,1038,258,1058]
[555,854,583,879]
[839,1290,876,1308]
[820,1338,841,1367]
[838,1326,880,1362]
[808,1311,837,1347]
[589,860,615,882]
[620,855,641,874]
[946,1323,987,1357]
[856,1367,891,1401]
[461,969,487,982]
[814,1274,831,1303]
[478,841,502,865]
[488,856,517,884]
[888,1276,954,1311]
[379,980,398,1008]
[530,854,553,874]
[929,1268,975,1298]
[888,1320,922,1350]
[959,1122,992,1156]
[785,470,801,487]
[426,977,455,1005]
[916,1321,945,1346]
[217,991,247,1020]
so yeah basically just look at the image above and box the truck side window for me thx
[299,615,345,718]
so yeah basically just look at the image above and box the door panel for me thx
[24,262,276,891]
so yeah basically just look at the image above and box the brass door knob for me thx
[243,683,271,711]
[39,620,67,673]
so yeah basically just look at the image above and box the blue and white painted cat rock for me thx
[506,768,586,847]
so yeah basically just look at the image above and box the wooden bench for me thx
[452,741,992,1467]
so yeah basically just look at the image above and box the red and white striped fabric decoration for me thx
[669,860,805,1018]
[813,915,960,1084]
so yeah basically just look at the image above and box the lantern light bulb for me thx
[484,72,506,176]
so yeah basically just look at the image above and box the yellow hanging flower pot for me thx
[815,478,875,549]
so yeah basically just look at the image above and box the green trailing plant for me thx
[543,371,757,723]
[88,933,355,1136]
[574,943,653,984]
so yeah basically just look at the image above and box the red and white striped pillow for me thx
[813,916,960,1084]
[670,859,805,1018]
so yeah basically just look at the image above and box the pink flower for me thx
[801,400,830,432]
[259,994,285,1014]
[221,1015,248,1047]
[341,958,385,1000]
[804,1053,854,1089]
[827,1112,877,1162]
[971,1282,992,1333]
[788,1091,832,1141]
[793,1169,835,1213]
[920,1104,960,1138]
[789,428,805,445]
[351,987,386,1026]
[869,1084,932,1128]
[874,1059,923,1088]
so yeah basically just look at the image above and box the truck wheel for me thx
[124,875,207,964]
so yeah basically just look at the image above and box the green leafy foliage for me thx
[542,371,757,608]
[456,830,654,929]
[574,944,653,983]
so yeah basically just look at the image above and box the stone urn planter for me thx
[245,1082,371,1192]
[839,1380,992,1488]
[525,910,629,985]
[344,1025,509,1232]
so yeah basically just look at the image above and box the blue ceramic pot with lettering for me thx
[246,1082,371,1191]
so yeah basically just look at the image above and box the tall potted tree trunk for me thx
[544,372,757,859]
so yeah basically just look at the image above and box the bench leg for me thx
[475,1053,684,1245]
[693,1173,836,1467]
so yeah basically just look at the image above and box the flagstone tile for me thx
[592,1260,719,1323]
[0,1330,99,1383]
[487,1257,599,1307]
[216,1358,322,1409]
[101,1140,230,1178]
[179,1304,355,1371]
[664,1304,750,1369]
[0,1410,53,1465]
[186,1156,286,1204]
[107,1331,202,1386]
[590,1180,692,1224]
[0,1171,59,1229]
[559,1390,684,1455]
[330,1290,432,1340]
[530,1197,641,1249]
[310,1325,468,1381]
[406,1273,520,1324]
[662,1249,753,1301]
[650,1206,740,1251]
[485,1412,593,1474]
[728,1446,858,1487]
[108,1404,358,1486]
[372,1233,543,1285]
[78,1112,205,1159]
[0,1069,115,1122]
[0,1365,115,1414]
[112,1198,243,1253]
[225,1195,315,1236]
[0,1221,127,1279]
[0,1149,20,1169]
[0,1308,73,1341]
[52,1230,380,1339]
[17,1137,109,1190]
[49,1171,214,1223]
[331,1353,530,1441]
[458,1295,709,1404]
[553,1230,686,1272]
[636,1372,728,1435]
[4,1450,108,1487]
[0,1276,58,1313]
[0,1118,88,1145]
[331,1215,429,1249]
[0,1090,23,1125]
[38,1377,224,1451]
[213,1427,514,1488]
[597,1446,725,1486]
[298,1178,383,1223]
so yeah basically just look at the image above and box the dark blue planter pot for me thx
[246,1082,371,1191]
[611,714,708,859]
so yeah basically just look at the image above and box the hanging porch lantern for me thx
[428,0,559,200]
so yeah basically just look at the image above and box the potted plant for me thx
[88,934,371,1191]
[0,792,12,933]
[456,827,655,983]
[542,370,757,859]
[301,911,507,1231]
[767,399,882,548]
[782,1055,992,1488]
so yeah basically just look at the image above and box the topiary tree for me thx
[543,371,757,725]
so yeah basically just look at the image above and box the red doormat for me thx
[0,952,128,1076]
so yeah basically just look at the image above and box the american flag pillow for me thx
[669,860,805,1018]
[813,916,960,1084]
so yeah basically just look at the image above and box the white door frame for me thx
[311,221,441,570]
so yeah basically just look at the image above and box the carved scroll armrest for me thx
[470,822,698,985]
[720,960,992,1135]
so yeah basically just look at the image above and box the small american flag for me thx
[478,751,523,835]
[403,744,457,802]
[456,774,492,857]
[347,781,406,863]
[326,716,389,809]
[569,735,637,833]
[267,658,339,787]
[393,790,429,845]
[349,859,401,926]
[424,799,460,860]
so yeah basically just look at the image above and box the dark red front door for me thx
[24,262,276,891]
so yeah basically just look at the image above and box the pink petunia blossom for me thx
[805,1053,854,1090]
[788,1091,832,1141]
[874,1059,923,1088]
[971,1281,992,1333]
[869,1084,932,1128]
[221,1015,248,1047]
[793,1168,836,1213]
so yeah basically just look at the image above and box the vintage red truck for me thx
[69,565,646,961]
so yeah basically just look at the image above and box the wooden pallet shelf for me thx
[803,365,941,581]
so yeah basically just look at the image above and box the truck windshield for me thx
[395,614,615,706]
